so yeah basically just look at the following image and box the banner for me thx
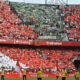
[0,39,80,46]
[29,72,49,77]
[0,39,33,45]
[35,40,80,46]
[4,73,75,78]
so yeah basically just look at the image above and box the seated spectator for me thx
[0,0,38,40]
[0,46,79,72]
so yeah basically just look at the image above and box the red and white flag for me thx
[56,60,60,72]
[15,61,22,77]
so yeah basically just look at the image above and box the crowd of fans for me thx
[0,0,37,40]
[1,0,80,41]
[11,3,80,41]
[61,6,80,41]
[11,2,63,40]
[0,0,80,74]
[11,3,60,25]
[0,46,80,72]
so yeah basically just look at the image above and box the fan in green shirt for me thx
[56,70,59,80]
[62,68,67,80]
[75,69,80,80]
[37,69,42,80]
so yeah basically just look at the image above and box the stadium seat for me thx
[61,6,80,41]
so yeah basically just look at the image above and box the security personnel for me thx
[62,68,67,80]
[56,70,59,80]
[37,69,42,80]
[23,69,27,80]
[75,69,80,80]
[1,68,5,80]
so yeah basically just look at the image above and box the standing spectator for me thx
[23,69,27,80]
[75,69,80,80]
[1,67,5,80]
[62,68,67,80]
[56,70,59,80]
[37,69,42,80]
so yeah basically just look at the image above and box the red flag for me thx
[56,61,60,72]
[15,61,22,77]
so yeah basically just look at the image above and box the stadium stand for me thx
[0,0,80,75]
[0,0,37,40]
[11,3,60,25]
[10,3,80,41]
[0,46,80,72]
[1,0,80,41]
[61,6,80,41]
[10,2,65,40]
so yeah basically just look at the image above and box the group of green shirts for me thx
[56,70,80,78]
[56,70,67,77]
[37,70,67,78]
[22,69,42,78]
[0,70,79,78]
